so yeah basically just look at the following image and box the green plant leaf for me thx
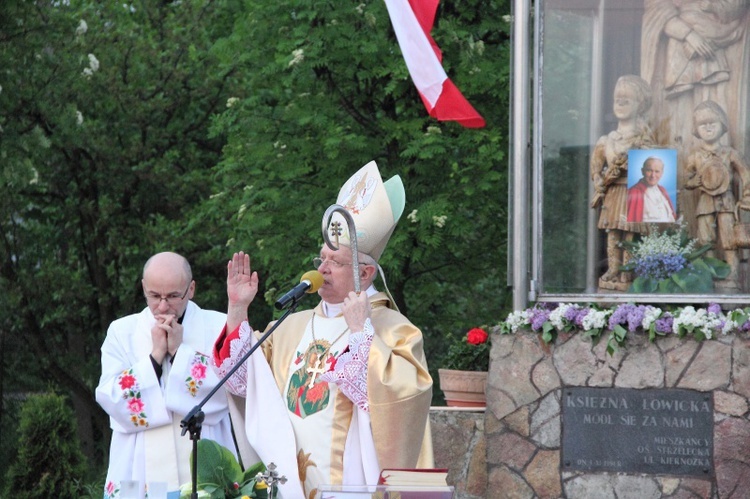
[612,324,627,344]
[630,275,658,293]
[242,462,266,482]
[657,277,681,293]
[702,256,731,279]
[192,439,243,494]
[686,243,712,261]
[671,265,713,293]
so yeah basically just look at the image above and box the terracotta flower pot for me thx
[438,368,488,407]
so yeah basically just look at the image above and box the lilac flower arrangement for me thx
[501,302,750,355]
[620,225,729,293]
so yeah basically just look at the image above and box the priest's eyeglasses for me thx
[313,257,362,269]
[144,283,190,305]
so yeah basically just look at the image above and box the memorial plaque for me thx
[562,387,713,476]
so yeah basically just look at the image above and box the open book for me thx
[378,468,449,487]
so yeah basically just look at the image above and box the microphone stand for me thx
[180,300,302,499]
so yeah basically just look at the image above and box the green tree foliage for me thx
[202,0,512,368]
[0,0,247,468]
[3,393,87,498]
[0,0,512,481]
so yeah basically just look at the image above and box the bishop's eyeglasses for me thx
[313,257,369,269]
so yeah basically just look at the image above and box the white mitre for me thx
[327,160,406,261]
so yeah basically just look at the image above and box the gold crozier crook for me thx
[321,204,360,294]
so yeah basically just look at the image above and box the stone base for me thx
[597,278,630,291]
[485,326,750,498]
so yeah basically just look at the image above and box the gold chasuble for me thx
[231,292,433,498]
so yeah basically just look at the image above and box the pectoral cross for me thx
[306,355,329,388]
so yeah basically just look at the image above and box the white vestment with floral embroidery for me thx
[95,302,233,499]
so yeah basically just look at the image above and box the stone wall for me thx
[430,407,487,499]
[478,327,750,498]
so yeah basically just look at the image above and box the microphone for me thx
[274,270,324,310]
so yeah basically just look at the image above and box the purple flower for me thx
[564,306,579,322]
[626,306,647,332]
[528,307,551,331]
[633,253,688,281]
[655,314,674,334]
[740,320,750,333]
[573,308,589,327]
[609,304,635,330]
[707,303,722,315]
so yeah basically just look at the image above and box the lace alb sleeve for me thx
[319,318,373,411]
[212,321,255,397]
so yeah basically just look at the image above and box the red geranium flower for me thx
[466,327,489,345]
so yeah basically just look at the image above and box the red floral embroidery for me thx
[185,353,209,396]
[127,397,145,414]
[104,480,119,498]
[117,368,148,427]
[118,374,136,390]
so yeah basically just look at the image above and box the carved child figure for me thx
[685,100,750,289]
[591,75,656,286]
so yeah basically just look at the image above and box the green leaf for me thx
[542,328,554,344]
[686,243,712,261]
[702,257,731,279]
[193,440,243,492]
[671,266,713,293]
[612,324,627,343]
[630,276,658,293]
[242,462,266,482]
[657,278,681,293]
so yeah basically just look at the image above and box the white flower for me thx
[722,319,737,335]
[288,48,304,67]
[581,309,609,331]
[642,306,662,330]
[76,20,88,36]
[407,209,418,223]
[226,97,239,108]
[432,215,447,228]
[673,306,722,340]
[88,53,99,71]
[630,224,694,260]
[505,310,530,333]
[82,67,93,79]
[75,110,84,125]
[549,303,576,330]
[237,203,247,220]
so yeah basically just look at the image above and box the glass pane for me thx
[538,0,750,298]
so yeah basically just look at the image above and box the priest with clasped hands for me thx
[212,161,434,498]
[96,252,235,499]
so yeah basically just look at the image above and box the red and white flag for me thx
[383,0,486,128]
